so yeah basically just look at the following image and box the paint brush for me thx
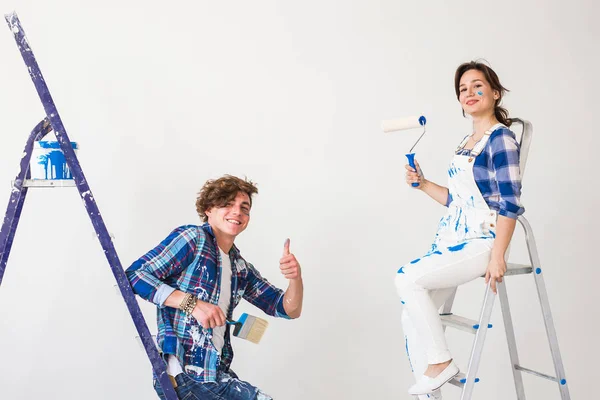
[227,313,269,344]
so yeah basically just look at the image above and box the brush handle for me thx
[227,320,243,336]
[406,153,420,187]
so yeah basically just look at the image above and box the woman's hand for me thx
[405,160,425,188]
[485,257,507,294]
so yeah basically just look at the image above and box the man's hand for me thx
[192,299,226,329]
[485,257,507,294]
[280,238,301,280]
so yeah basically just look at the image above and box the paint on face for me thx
[477,91,483,96]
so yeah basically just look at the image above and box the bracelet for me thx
[178,293,196,315]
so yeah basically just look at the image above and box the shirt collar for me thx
[201,223,241,258]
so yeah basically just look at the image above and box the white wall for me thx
[0,1,596,399]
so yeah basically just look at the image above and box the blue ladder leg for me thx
[0,119,51,284]
[4,13,178,399]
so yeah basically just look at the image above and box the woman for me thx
[395,61,524,399]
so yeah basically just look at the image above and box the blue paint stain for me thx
[490,231,496,238]
[37,141,78,149]
[448,242,467,252]
[477,91,483,96]
[401,300,405,305]
[410,258,420,264]
[424,250,442,258]
[473,324,479,329]
[536,268,542,274]
[37,150,71,179]
[397,266,405,274]
[454,208,463,232]
[405,336,414,372]
[34,141,78,180]
[560,379,566,385]
[460,378,480,383]
[448,165,460,178]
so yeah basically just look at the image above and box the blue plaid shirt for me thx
[126,224,290,382]
[448,126,525,219]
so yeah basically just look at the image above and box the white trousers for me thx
[395,239,493,399]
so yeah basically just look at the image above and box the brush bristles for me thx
[245,318,269,344]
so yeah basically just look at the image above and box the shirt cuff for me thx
[445,192,453,207]
[153,284,176,308]
[499,209,520,220]
[275,292,292,319]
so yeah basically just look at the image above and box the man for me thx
[126,175,303,399]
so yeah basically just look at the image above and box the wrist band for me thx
[179,293,196,315]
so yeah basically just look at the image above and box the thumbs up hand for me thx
[280,238,301,280]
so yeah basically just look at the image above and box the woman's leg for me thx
[396,239,492,366]
[402,288,456,400]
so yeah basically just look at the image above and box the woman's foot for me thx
[425,360,452,377]
[408,360,459,395]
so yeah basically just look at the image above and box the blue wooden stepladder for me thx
[0,12,177,399]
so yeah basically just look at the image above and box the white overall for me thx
[395,124,504,400]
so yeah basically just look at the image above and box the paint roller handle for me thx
[406,153,420,187]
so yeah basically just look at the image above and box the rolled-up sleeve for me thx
[490,131,525,219]
[125,226,200,307]
[445,192,453,207]
[242,263,290,319]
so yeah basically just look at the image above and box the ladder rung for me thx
[505,263,533,276]
[440,314,492,334]
[448,372,480,388]
[515,364,560,382]
[16,179,76,188]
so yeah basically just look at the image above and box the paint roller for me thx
[381,115,427,187]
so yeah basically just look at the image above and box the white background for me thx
[0,1,596,399]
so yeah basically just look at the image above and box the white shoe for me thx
[408,361,459,395]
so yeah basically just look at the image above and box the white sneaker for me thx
[408,361,459,395]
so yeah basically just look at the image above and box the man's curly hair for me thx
[195,175,258,222]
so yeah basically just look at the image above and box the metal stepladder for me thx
[438,118,570,399]
[0,13,178,399]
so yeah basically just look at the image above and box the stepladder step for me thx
[448,372,480,389]
[440,313,492,334]
[515,364,567,385]
[13,179,76,188]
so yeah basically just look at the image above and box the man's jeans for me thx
[154,370,273,400]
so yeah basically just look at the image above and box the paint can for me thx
[30,141,79,180]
